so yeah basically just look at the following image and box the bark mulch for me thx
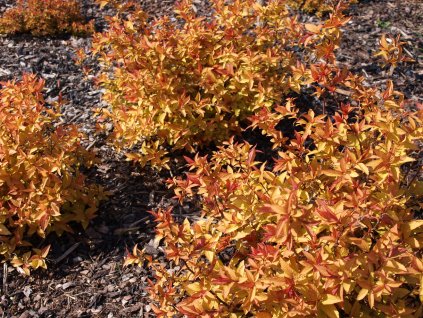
[0,0,421,317]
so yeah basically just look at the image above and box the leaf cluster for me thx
[374,34,414,73]
[0,74,105,275]
[286,0,356,17]
[0,0,93,36]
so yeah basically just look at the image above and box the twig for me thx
[86,139,97,151]
[335,88,352,96]
[388,65,395,77]
[67,111,84,124]
[2,263,7,296]
[114,226,141,235]
[53,242,81,264]
[391,26,410,39]
[403,47,415,59]
[128,215,151,228]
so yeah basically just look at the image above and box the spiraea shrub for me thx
[375,34,415,74]
[0,0,93,36]
[0,75,104,275]
[117,2,423,311]
[90,0,349,169]
[127,73,423,316]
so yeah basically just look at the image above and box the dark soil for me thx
[0,0,421,317]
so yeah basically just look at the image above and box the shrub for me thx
[0,74,104,274]
[374,34,414,74]
[0,0,93,36]
[91,0,349,169]
[126,74,423,316]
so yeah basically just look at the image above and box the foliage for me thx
[286,0,356,16]
[126,73,423,316]
[374,34,414,73]
[0,74,104,275]
[90,0,349,169]
[0,0,93,36]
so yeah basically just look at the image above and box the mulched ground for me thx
[0,0,421,317]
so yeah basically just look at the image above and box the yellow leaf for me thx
[406,237,423,248]
[319,304,340,318]
[380,34,388,49]
[322,294,343,305]
[342,281,354,293]
[305,23,322,34]
[205,250,215,263]
[233,229,250,240]
[384,100,399,109]
[408,220,423,232]
[356,163,369,175]
[322,169,343,177]
[185,282,202,295]
[384,260,407,273]
[99,1,109,9]
[368,292,375,308]
[125,20,134,31]
[356,288,368,301]
[366,159,382,169]
[41,245,51,258]
[50,202,61,216]
[157,112,166,124]
[279,259,295,278]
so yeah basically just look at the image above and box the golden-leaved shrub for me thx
[90,0,349,169]
[0,0,93,36]
[117,1,423,318]
[0,74,104,275]
[91,0,422,316]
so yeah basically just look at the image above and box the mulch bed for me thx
[0,0,421,317]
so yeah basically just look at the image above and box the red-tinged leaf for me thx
[316,207,338,223]
[184,155,195,164]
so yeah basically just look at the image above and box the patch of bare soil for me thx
[340,0,422,102]
[0,1,421,317]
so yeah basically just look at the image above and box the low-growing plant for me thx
[375,34,414,75]
[0,74,104,275]
[90,0,349,169]
[126,75,423,316]
[0,0,94,36]
[376,19,391,29]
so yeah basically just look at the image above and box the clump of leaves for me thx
[126,73,423,316]
[90,0,349,169]
[286,0,356,17]
[375,34,414,75]
[0,0,93,36]
[0,74,105,275]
